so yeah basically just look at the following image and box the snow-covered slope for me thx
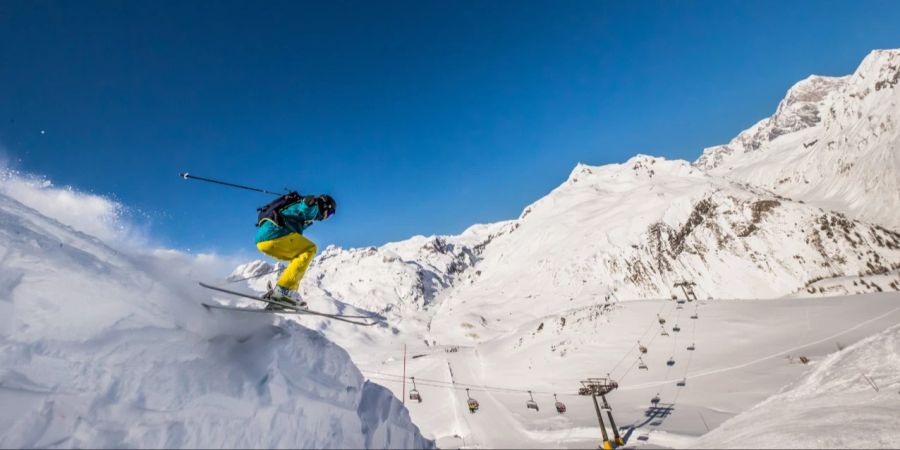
[694,324,900,449]
[226,49,900,448]
[0,183,432,448]
[696,49,900,229]
[444,156,899,313]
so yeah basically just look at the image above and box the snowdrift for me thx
[0,180,432,448]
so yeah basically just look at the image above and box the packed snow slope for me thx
[0,183,432,448]
[694,324,900,449]
[696,49,900,229]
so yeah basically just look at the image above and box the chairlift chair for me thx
[408,377,422,403]
[661,328,670,336]
[638,357,648,370]
[687,343,695,351]
[526,390,539,411]
[676,378,686,387]
[553,394,566,414]
[657,315,666,325]
[673,325,681,332]
[638,341,648,354]
[666,357,675,367]
[651,393,661,405]
[690,314,698,319]
[465,388,479,413]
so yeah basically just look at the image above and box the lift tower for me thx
[580,377,623,449]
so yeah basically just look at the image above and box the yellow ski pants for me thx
[256,233,317,291]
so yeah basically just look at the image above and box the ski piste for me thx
[198,282,379,326]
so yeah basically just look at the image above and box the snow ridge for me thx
[695,49,900,228]
[0,190,432,449]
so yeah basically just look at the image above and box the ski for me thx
[198,282,378,324]
[201,301,378,326]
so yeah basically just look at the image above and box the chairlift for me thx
[657,314,666,325]
[638,357,648,370]
[666,357,675,367]
[465,388,479,413]
[673,324,681,332]
[638,341,648,354]
[690,313,698,319]
[526,390,539,411]
[651,393,660,405]
[660,328,670,336]
[554,394,566,414]
[676,378,686,387]
[408,377,422,403]
[687,343,695,351]
[578,386,592,396]
[677,299,686,304]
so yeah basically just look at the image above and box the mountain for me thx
[236,154,900,332]
[696,49,900,229]
[230,49,900,448]
[0,187,432,449]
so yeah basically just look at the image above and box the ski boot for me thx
[263,285,308,311]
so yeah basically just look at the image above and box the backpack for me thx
[256,192,303,227]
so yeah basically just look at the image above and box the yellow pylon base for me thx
[616,436,625,445]
[601,440,614,450]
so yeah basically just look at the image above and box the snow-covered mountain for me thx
[230,49,900,448]
[232,49,900,320]
[696,49,900,229]
[237,154,900,330]
[0,182,432,448]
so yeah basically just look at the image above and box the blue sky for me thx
[2,0,900,254]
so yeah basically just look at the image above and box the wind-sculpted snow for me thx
[696,49,900,229]
[0,192,432,449]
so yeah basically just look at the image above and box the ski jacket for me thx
[255,199,320,243]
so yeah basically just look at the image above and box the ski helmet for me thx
[318,194,336,220]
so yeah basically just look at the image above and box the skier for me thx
[255,193,336,309]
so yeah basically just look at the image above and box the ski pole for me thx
[179,172,282,196]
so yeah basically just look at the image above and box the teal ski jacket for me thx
[255,200,320,243]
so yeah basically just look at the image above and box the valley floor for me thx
[346,292,900,449]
